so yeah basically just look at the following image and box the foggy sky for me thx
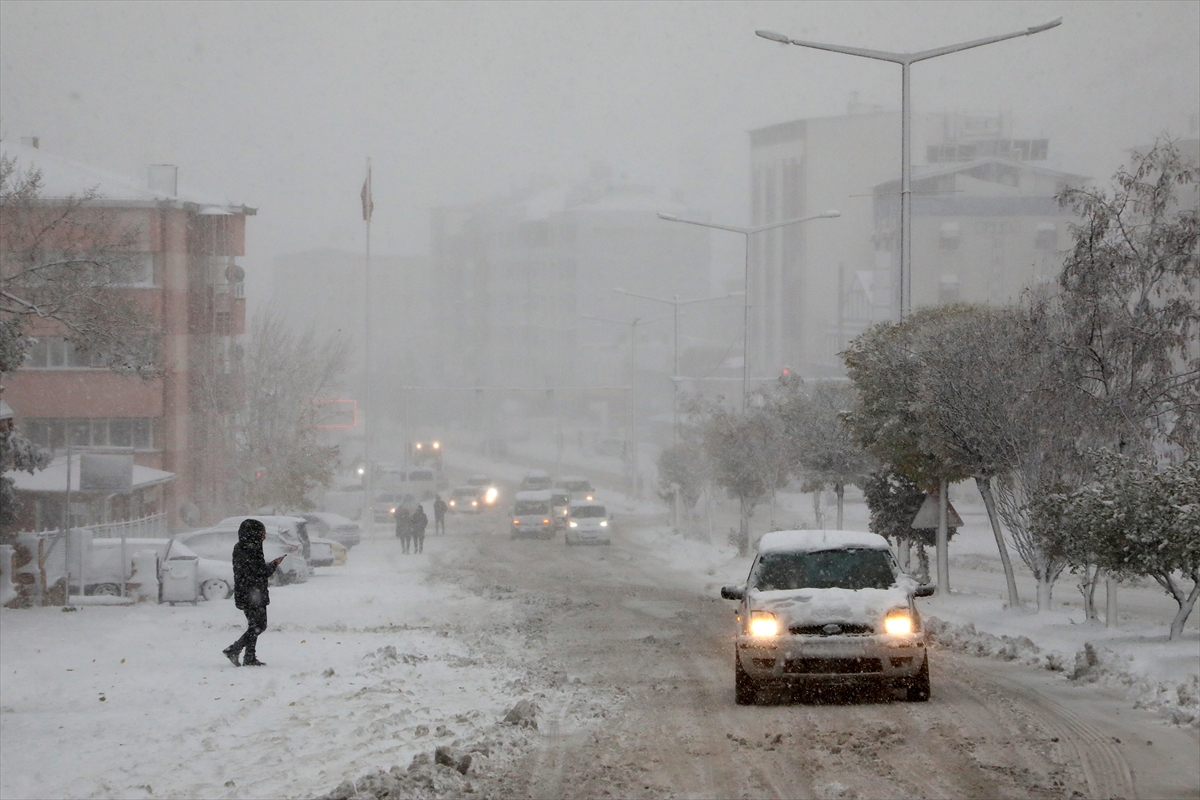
[2,1,1197,302]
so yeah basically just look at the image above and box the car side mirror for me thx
[720,585,745,600]
[914,584,936,598]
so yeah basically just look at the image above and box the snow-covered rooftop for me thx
[6,456,174,493]
[0,140,254,213]
[756,529,891,554]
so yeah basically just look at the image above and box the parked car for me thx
[519,470,552,491]
[466,475,499,506]
[719,529,934,705]
[564,501,612,546]
[219,515,312,564]
[301,512,362,550]
[554,475,595,501]
[510,490,555,539]
[175,526,308,585]
[73,538,236,601]
[448,485,484,513]
[307,536,347,567]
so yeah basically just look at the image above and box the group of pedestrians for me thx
[394,496,448,553]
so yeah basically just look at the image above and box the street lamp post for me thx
[756,18,1061,319]
[657,211,840,410]
[582,311,672,499]
[612,288,740,446]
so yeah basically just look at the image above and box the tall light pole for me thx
[657,211,840,410]
[756,18,1061,319]
[582,311,672,498]
[613,288,740,445]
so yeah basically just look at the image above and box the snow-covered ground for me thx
[0,529,575,800]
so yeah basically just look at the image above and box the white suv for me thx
[720,529,933,705]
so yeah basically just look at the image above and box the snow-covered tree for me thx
[1035,451,1199,639]
[1,155,158,378]
[1052,137,1200,457]
[210,308,348,513]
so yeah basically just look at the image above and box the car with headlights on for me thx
[448,485,484,513]
[564,501,611,545]
[466,475,500,507]
[720,529,933,705]
[510,490,555,539]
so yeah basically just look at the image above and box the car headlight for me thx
[512,519,520,525]
[586,494,594,501]
[486,488,498,503]
[884,611,914,635]
[471,500,478,507]
[449,500,456,506]
[749,611,778,637]
[599,520,608,527]
[569,520,577,528]
[542,518,550,525]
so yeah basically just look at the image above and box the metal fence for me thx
[88,514,168,539]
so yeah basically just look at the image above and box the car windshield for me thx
[565,480,593,491]
[571,505,606,518]
[514,501,550,515]
[452,489,476,499]
[750,548,896,591]
[467,477,490,487]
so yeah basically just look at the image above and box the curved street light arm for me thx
[909,18,1062,63]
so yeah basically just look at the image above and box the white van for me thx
[510,490,555,539]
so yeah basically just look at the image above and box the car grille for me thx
[783,657,883,675]
[789,623,875,636]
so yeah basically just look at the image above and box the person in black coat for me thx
[223,519,283,667]
[411,504,428,553]
[395,506,412,554]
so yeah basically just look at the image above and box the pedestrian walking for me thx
[433,495,448,535]
[223,519,284,667]
[411,504,428,553]
[395,505,412,554]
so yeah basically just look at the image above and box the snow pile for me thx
[927,616,1199,727]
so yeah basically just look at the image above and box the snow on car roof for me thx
[756,529,890,554]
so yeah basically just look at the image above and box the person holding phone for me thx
[224,518,283,667]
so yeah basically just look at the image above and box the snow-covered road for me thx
[2,498,1198,799]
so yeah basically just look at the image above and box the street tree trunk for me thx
[737,496,751,557]
[835,482,844,530]
[936,478,950,596]
[975,475,1020,609]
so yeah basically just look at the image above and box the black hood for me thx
[238,518,267,545]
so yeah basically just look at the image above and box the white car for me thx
[720,529,934,705]
[564,501,612,546]
[78,538,236,602]
[301,512,362,549]
[308,536,347,568]
[175,526,308,585]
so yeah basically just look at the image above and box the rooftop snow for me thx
[756,529,891,554]
[6,456,174,493]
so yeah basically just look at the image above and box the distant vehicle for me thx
[466,475,499,506]
[549,490,571,530]
[300,512,362,550]
[373,491,418,523]
[719,529,934,705]
[564,501,612,546]
[404,468,438,500]
[71,538,235,601]
[554,476,595,501]
[448,485,484,513]
[412,439,443,467]
[174,527,308,585]
[510,490,555,539]
[520,471,553,491]
[219,515,312,564]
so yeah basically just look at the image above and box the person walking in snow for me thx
[224,518,283,667]
[411,503,428,553]
[395,505,412,554]
[433,495,447,535]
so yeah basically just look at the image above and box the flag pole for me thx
[362,158,374,537]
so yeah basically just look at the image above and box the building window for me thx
[22,418,156,451]
[25,337,105,369]
[1035,223,1057,251]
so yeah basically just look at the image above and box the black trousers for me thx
[414,531,425,553]
[229,605,268,658]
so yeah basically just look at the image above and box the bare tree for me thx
[1,155,158,378]
[207,307,349,513]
